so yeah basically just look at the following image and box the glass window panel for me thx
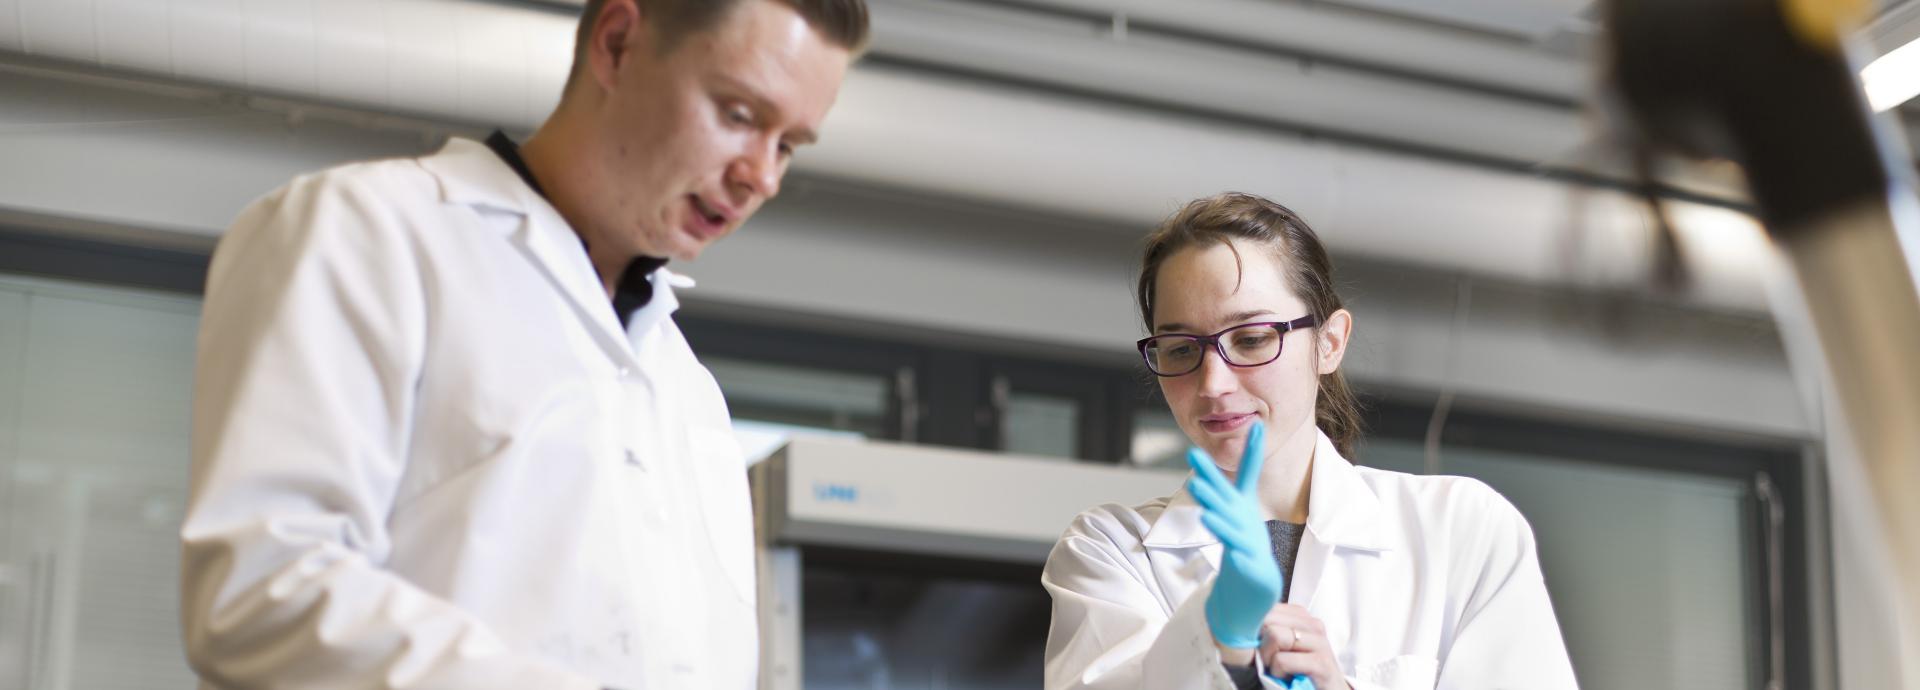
[68,478,195,690]
[1356,438,1426,474]
[1365,439,1757,690]
[0,276,201,690]
[1002,391,1078,460]
[16,293,197,481]
[1130,409,1186,470]
[704,356,892,462]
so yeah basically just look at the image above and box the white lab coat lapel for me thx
[1140,478,1226,621]
[625,268,695,350]
[1288,430,1392,610]
[417,138,641,372]
[1143,485,1222,560]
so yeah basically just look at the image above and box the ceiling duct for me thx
[958,0,1592,102]
[0,0,1773,311]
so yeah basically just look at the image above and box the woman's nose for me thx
[1194,346,1239,397]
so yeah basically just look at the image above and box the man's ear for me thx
[586,0,650,94]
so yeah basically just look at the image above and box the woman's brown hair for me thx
[1136,192,1364,458]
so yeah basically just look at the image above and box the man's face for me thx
[590,1,851,261]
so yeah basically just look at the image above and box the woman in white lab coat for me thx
[1041,193,1579,690]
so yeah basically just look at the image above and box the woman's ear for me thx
[1316,309,1353,375]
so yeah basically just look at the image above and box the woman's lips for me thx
[1200,413,1255,434]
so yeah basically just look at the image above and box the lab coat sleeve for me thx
[1041,507,1245,690]
[179,173,598,690]
[1433,482,1580,689]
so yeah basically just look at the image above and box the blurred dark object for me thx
[1604,1,1920,686]
[1605,0,1886,232]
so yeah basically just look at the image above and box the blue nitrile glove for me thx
[1185,421,1283,650]
[1268,674,1317,690]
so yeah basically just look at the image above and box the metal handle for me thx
[985,375,1011,449]
[894,366,920,443]
[1755,473,1787,690]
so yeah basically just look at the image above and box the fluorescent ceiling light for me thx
[1863,36,1920,111]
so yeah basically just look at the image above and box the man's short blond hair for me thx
[567,0,869,86]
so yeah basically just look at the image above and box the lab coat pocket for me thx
[1352,654,1438,690]
[688,426,757,604]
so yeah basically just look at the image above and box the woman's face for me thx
[1151,239,1339,472]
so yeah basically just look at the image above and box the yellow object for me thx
[1782,0,1871,51]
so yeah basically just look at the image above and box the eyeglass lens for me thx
[1144,323,1283,375]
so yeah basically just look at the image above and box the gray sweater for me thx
[1223,520,1308,689]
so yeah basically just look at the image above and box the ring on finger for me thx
[1289,627,1302,651]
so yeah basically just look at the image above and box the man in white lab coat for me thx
[179,1,865,688]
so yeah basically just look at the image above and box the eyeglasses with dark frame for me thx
[1135,315,1319,377]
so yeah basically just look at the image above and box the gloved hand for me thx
[1186,421,1283,650]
